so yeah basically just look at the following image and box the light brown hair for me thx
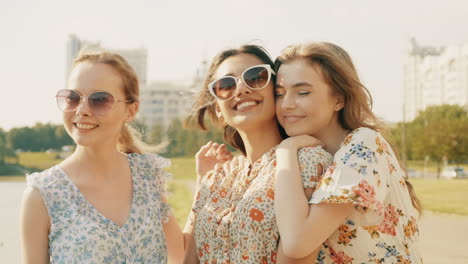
[72,52,150,154]
[187,45,284,155]
[276,42,422,214]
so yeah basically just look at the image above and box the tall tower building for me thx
[137,59,207,130]
[138,82,196,130]
[65,35,147,85]
[404,38,468,121]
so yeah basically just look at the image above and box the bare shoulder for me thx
[21,186,49,220]
[23,186,44,202]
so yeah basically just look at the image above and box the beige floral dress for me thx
[193,145,332,264]
[310,128,423,264]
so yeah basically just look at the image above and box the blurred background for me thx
[1,0,467,263]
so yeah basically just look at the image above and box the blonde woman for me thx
[20,52,184,263]
[274,42,423,263]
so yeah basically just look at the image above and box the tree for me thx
[411,105,468,177]
[166,119,185,157]
[7,123,74,152]
[163,117,226,157]
[7,126,35,151]
[55,126,74,148]
[0,128,17,164]
[148,124,165,146]
[131,119,149,141]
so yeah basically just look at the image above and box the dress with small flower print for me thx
[310,128,423,264]
[27,153,171,264]
[193,145,332,264]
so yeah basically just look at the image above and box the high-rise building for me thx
[65,34,147,85]
[138,81,196,130]
[138,59,208,130]
[404,38,468,121]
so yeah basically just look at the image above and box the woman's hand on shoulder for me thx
[195,141,233,183]
[278,135,324,151]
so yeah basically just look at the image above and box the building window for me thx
[152,99,164,105]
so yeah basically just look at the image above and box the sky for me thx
[0,0,467,130]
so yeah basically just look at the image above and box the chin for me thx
[70,132,98,146]
[72,138,95,147]
[284,126,309,137]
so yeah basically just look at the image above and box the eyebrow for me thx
[276,82,313,89]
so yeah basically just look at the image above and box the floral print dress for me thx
[27,153,171,264]
[310,128,422,264]
[193,145,332,264]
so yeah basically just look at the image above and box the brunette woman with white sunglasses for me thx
[183,45,332,264]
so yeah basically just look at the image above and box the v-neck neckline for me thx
[55,154,136,230]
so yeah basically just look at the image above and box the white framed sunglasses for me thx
[208,64,276,101]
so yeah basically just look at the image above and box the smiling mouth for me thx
[74,123,99,130]
[282,116,305,123]
[234,100,259,111]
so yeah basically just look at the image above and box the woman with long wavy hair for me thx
[274,42,423,263]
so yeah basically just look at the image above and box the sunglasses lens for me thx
[243,66,270,89]
[56,89,80,112]
[89,92,115,115]
[212,77,237,100]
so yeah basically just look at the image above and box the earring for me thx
[216,112,227,126]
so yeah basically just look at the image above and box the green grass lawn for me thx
[164,157,197,226]
[17,152,63,172]
[410,178,468,215]
[168,181,194,226]
[0,175,26,181]
[164,157,197,181]
[2,154,467,218]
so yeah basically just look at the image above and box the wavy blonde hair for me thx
[72,52,151,154]
[276,42,422,215]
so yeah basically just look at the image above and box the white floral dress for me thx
[310,128,422,264]
[27,153,171,264]
[193,145,332,264]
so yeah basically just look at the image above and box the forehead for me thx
[214,53,265,79]
[276,59,325,88]
[68,62,124,94]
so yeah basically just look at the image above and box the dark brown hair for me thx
[187,45,282,155]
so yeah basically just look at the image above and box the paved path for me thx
[418,211,468,264]
[1,181,467,263]
[0,181,24,263]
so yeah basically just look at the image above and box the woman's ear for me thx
[126,102,139,122]
[334,95,345,111]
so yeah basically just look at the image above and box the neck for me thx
[316,120,349,156]
[237,121,283,164]
[66,143,127,179]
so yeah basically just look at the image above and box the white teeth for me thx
[75,123,98,130]
[236,101,257,110]
[284,116,302,122]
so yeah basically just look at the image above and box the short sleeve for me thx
[309,128,389,225]
[145,154,172,223]
[297,146,333,189]
[26,171,42,188]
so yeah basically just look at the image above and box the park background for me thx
[1,0,468,263]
